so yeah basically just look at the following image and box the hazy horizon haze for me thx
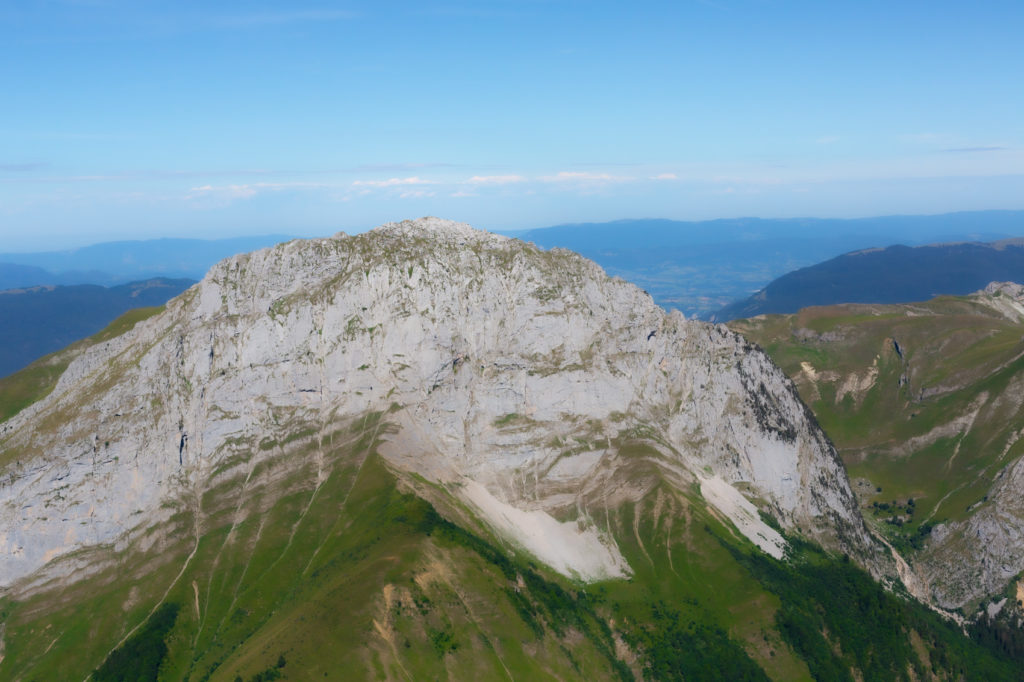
[1,0,1022,250]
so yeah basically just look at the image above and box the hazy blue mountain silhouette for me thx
[0,235,291,288]
[517,211,1024,318]
[714,240,1024,321]
[0,263,61,290]
[0,278,195,378]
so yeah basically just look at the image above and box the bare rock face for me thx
[980,280,1024,323]
[906,282,1024,609]
[733,280,1024,611]
[920,455,1024,610]
[0,218,878,590]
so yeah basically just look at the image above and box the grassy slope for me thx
[730,295,1024,558]
[2,293,1021,678]
[2,409,1019,680]
[0,411,792,681]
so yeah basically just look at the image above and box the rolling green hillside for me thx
[730,283,1024,611]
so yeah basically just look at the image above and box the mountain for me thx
[517,211,1024,319]
[0,278,195,378]
[4,212,1021,319]
[730,283,1024,612]
[1,219,1018,680]
[0,235,292,288]
[0,263,65,290]
[715,239,1024,321]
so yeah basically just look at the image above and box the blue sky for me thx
[1,0,1022,250]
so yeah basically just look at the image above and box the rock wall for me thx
[0,218,878,589]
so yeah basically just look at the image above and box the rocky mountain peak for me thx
[0,219,883,594]
[370,216,500,241]
[983,280,1024,299]
[978,280,1024,323]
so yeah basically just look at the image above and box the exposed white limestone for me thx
[461,479,630,581]
[981,281,1024,322]
[0,218,877,591]
[700,476,787,559]
[919,451,1024,609]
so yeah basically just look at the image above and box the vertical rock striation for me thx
[0,218,880,591]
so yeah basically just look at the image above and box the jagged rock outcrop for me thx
[0,218,880,592]
[920,454,1024,610]
[981,280,1024,323]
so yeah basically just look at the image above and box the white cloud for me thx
[650,172,678,180]
[710,175,782,186]
[351,176,434,188]
[539,171,632,183]
[399,189,435,199]
[465,174,526,185]
[451,190,478,198]
[187,184,258,200]
[185,180,333,206]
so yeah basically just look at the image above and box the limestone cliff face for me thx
[0,218,878,590]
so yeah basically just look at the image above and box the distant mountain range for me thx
[514,210,1024,318]
[713,239,1024,321]
[3,212,1022,321]
[3,212,1024,382]
[0,278,194,378]
[0,234,291,289]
